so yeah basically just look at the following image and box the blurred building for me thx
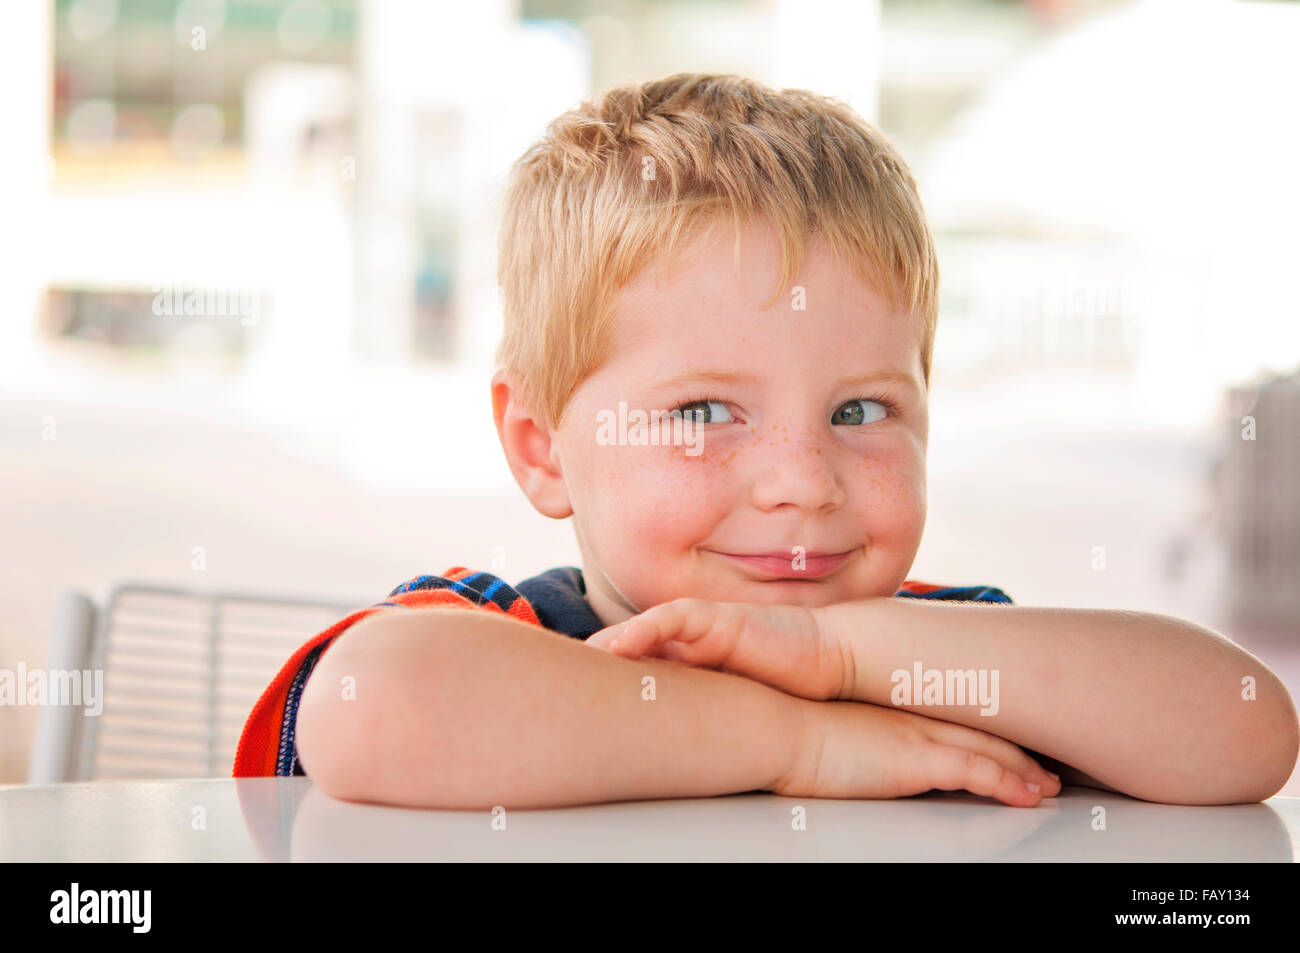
[24,0,894,381]
[38,0,586,379]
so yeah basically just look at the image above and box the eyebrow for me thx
[649,369,921,392]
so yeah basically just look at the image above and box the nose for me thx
[747,425,848,514]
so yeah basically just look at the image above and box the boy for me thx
[234,73,1298,809]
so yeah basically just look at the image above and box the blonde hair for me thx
[495,72,938,430]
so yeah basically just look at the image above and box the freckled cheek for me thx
[589,447,736,546]
[848,447,927,542]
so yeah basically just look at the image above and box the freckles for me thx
[674,452,738,488]
[851,453,922,512]
[647,450,741,528]
[708,446,740,472]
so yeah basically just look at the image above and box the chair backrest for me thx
[73,584,361,781]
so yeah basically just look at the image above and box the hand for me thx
[586,597,848,701]
[774,699,1062,807]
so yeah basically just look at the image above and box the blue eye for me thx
[833,398,889,426]
[673,399,734,424]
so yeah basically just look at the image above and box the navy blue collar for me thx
[514,566,607,640]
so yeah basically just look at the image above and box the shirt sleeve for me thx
[232,567,540,777]
[896,581,1014,603]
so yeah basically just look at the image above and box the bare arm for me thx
[816,598,1300,804]
[294,608,805,809]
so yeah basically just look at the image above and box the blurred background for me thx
[2,0,1297,791]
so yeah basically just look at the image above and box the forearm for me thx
[296,608,805,809]
[816,598,1299,803]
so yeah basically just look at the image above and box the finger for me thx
[585,621,630,650]
[921,720,1062,797]
[924,743,1045,808]
[608,618,656,658]
[610,600,734,663]
[656,641,691,663]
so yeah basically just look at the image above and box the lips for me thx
[706,549,854,580]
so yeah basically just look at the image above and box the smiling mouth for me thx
[705,549,854,580]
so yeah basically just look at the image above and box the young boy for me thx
[234,73,1298,809]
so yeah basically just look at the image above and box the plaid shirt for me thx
[232,567,1012,777]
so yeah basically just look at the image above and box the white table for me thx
[1,779,1296,862]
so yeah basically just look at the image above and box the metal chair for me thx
[29,584,363,783]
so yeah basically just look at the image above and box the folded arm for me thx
[294,607,804,809]
[816,598,1299,804]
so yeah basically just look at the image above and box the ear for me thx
[491,369,573,519]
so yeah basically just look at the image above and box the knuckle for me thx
[964,748,996,778]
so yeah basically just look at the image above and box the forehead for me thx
[606,220,923,380]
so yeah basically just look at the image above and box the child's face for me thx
[552,218,929,626]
